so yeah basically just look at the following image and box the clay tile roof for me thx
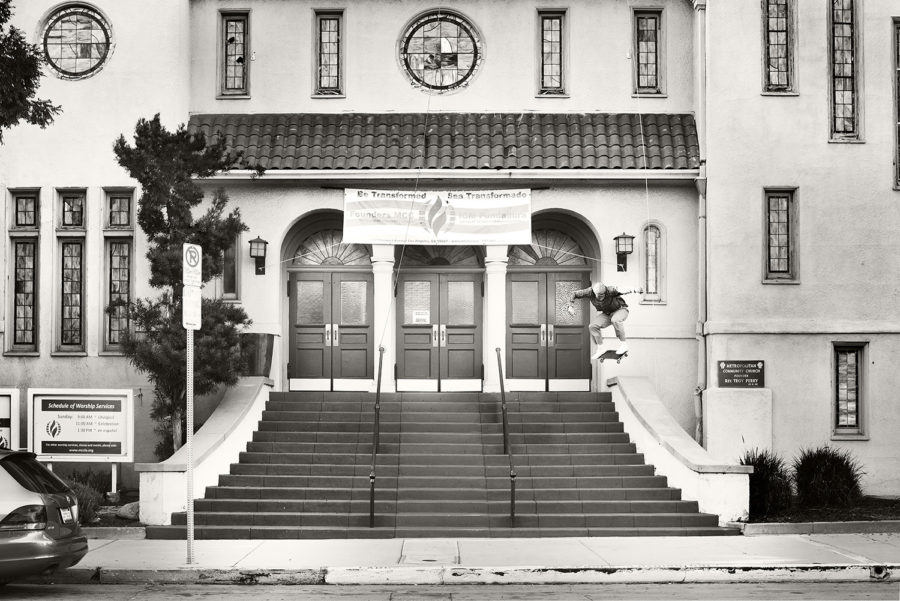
[188,113,700,172]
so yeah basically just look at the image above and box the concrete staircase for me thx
[146,391,738,539]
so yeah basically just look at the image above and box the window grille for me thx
[14,241,37,346]
[316,14,342,95]
[831,0,857,136]
[539,13,564,94]
[61,241,83,346]
[222,14,248,94]
[107,241,131,346]
[635,12,660,94]
[764,0,791,91]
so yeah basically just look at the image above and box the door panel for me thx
[506,273,546,380]
[332,272,374,379]
[290,273,332,379]
[548,273,590,380]
[397,275,439,380]
[440,274,482,380]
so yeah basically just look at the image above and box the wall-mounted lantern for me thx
[248,236,268,275]
[613,232,635,272]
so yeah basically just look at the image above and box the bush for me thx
[793,446,863,507]
[64,480,103,525]
[66,467,111,496]
[740,448,793,518]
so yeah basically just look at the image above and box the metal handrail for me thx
[495,347,517,522]
[369,346,385,528]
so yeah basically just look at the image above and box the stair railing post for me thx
[495,347,517,524]
[370,346,384,528]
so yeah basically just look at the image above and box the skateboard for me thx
[597,350,628,364]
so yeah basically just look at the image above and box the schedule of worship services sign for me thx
[343,188,532,245]
[28,389,134,462]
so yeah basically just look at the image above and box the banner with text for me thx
[28,390,134,462]
[343,189,532,245]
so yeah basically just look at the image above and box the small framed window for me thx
[315,11,343,96]
[13,192,39,228]
[60,193,85,228]
[107,193,132,228]
[60,240,84,350]
[833,343,866,438]
[829,0,862,141]
[634,10,663,95]
[763,189,798,282]
[537,10,566,96]
[761,0,795,93]
[640,223,666,303]
[12,240,39,351]
[220,12,249,96]
[105,239,131,350]
[223,238,238,300]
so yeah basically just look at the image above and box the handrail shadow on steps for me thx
[369,346,385,528]
[496,347,518,523]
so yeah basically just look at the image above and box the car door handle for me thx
[332,324,339,347]
[324,324,332,347]
[432,324,439,347]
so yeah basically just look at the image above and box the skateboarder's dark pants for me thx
[589,308,629,345]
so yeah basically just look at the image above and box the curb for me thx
[32,563,898,586]
[729,521,900,536]
[82,526,146,539]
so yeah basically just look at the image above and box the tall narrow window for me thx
[221,13,249,95]
[764,189,797,281]
[634,11,662,95]
[538,11,565,95]
[763,0,793,92]
[315,12,342,96]
[830,0,859,139]
[895,20,900,185]
[643,225,660,301]
[834,344,864,435]
[61,241,83,347]
[223,239,238,299]
[107,241,131,347]
[13,240,38,349]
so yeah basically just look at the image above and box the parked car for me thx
[0,450,89,584]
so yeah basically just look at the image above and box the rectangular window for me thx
[61,194,84,227]
[108,194,131,227]
[763,0,793,92]
[834,344,864,435]
[60,241,83,347]
[223,239,237,299]
[644,225,661,301]
[830,0,859,139]
[221,13,249,95]
[315,12,342,95]
[634,11,662,94]
[106,240,131,348]
[14,194,37,228]
[538,11,565,95]
[895,20,900,185]
[764,189,797,281]
[13,240,37,349]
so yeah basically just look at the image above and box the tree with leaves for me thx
[113,114,257,458]
[0,0,60,143]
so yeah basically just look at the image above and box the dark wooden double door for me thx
[506,270,591,390]
[288,271,374,390]
[396,271,483,391]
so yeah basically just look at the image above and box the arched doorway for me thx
[395,246,484,392]
[287,228,374,391]
[506,228,593,391]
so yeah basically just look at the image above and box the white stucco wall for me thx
[705,0,900,494]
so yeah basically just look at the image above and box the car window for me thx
[1,455,69,494]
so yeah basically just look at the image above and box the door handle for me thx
[540,324,546,347]
[324,324,332,347]
[432,324,439,347]
[332,323,339,347]
[440,324,446,346]
[548,324,555,347]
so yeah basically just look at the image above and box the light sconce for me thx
[248,236,268,275]
[613,232,635,272]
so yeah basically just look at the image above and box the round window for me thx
[400,11,482,92]
[42,5,113,79]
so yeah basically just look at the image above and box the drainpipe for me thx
[693,0,708,445]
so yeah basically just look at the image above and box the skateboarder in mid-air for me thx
[570,282,643,360]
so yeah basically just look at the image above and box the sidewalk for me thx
[37,532,900,585]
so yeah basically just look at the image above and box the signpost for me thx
[182,243,202,564]
[0,389,21,451]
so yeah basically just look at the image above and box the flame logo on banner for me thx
[425,196,449,239]
[46,420,61,438]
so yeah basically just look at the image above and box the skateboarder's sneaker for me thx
[616,342,629,355]
[591,346,608,360]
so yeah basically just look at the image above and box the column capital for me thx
[484,244,509,265]
[370,244,395,264]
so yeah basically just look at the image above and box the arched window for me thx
[642,223,665,303]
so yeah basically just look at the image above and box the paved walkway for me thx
[40,533,900,585]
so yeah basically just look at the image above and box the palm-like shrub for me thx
[740,448,793,518]
[792,446,863,507]
[64,480,102,525]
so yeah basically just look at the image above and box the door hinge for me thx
[394,363,398,380]
[481,363,484,379]
[481,281,484,297]
[287,280,290,297]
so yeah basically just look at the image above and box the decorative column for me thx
[482,245,509,393]
[371,244,396,393]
